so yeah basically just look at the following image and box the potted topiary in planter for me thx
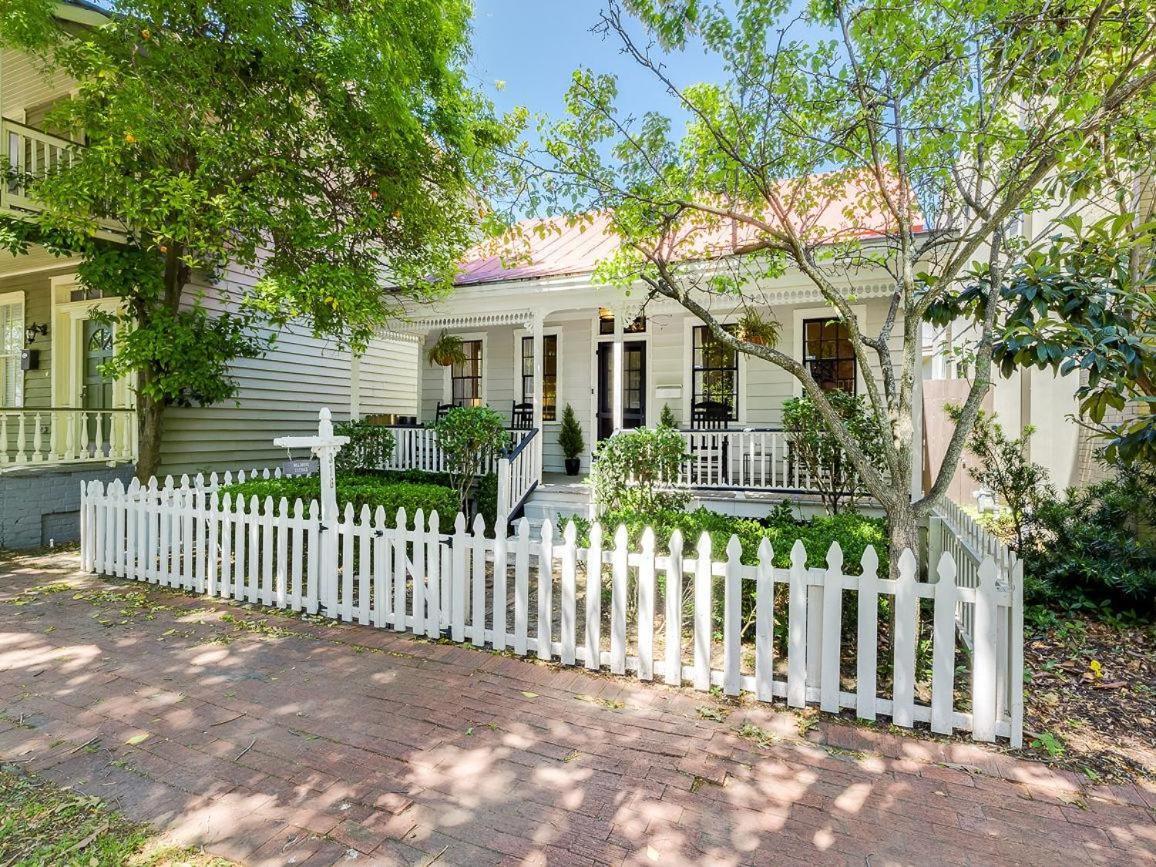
[558,403,585,475]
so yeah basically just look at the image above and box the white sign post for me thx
[274,408,349,613]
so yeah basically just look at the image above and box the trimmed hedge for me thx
[572,507,888,574]
[336,468,498,531]
[218,473,458,521]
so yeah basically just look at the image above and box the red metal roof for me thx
[455,177,925,287]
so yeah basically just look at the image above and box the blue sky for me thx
[469,1,726,133]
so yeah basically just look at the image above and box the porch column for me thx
[611,311,624,432]
[349,351,362,421]
[531,313,545,480]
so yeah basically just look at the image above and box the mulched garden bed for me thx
[1021,615,1156,782]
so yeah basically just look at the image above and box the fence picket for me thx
[357,504,372,625]
[219,494,233,599]
[514,518,530,655]
[723,535,742,696]
[893,549,919,728]
[755,538,774,702]
[426,512,442,639]
[787,540,808,707]
[931,551,958,735]
[537,520,555,661]
[584,523,603,671]
[855,546,880,721]
[247,496,261,604]
[261,496,275,606]
[341,503,355,621]
[305,500,320,614]
[664,530,684,687]
[560,522,578,666]
[972,557,999,742]
[693,532,712,692]
[491,512,506,650]
[451,514,467,643]
[372,506,388,627]
[471,513,487,646]
[820,543,844,713]
[611,525,628,676]
[637,528,656,681]
[394,508,409,632]
[1009,558,1025,748]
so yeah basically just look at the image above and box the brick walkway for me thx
[1,553,1153,866]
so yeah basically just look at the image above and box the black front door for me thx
[596,341,646,440]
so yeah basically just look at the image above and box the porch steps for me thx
[520,480,594,532]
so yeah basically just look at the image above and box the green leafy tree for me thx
[558,403,586,460]
[514,0,1156,570]
[933,213,1155,465]
[783,390,885,516]
[434,406,509,515]
[0,0,512,479]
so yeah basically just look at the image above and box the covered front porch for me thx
[1,264,138,471]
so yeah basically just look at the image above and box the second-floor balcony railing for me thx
[1,117,82,216]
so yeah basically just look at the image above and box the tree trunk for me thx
[887,500,921,579]
[136,390,166,482]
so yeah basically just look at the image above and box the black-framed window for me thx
[520,334,558,421]
[451,339,483,406]
[803,318,856,393]
[692,325,738,420]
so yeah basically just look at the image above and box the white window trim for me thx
[49,274,131,408]
[0,290,26,409]
[513,326,562,424]
[440,331,488,406]
[791,304,869,397]
[681,314,749,426]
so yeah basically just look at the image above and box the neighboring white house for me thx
[0,2,418,548]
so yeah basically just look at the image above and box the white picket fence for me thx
[81,474,1023,746]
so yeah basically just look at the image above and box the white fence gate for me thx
[81,474,1024,746]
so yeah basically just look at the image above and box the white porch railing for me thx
[1,407,138,468]
[496,427,540,530]
[1,118,82,215]
[675,428,821,491]
[379,425,523,476]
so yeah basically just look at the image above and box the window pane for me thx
[803,318,856,394]
[691,325,738,420]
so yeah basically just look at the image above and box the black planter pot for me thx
[564,457,581,476]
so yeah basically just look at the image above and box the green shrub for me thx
[591,426,689,515]
[782,390,885,515]
[570,506,887,574]
[434,405,508,513]
[218,473,458,522]
[362,468,497,531]
[1023,466,1156,617]
[334,419,395,473]
[658,403,679,429]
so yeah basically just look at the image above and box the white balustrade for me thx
[0,407,138,467]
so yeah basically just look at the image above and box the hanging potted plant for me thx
[558,403,585,475]
[736,309,781,347]
[426,330,467,367]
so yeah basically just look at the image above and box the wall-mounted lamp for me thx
[25,322,48,346]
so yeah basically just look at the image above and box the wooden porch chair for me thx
[688,400,732,485]
[510,401,534,431]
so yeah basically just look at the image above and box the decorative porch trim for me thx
[408,310,535,331]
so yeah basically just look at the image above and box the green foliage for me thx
[591,426,689,515]
[931,215,1155,464]
[951,407,1053,553]
[434,405,509,513]
[0,0,515,473]
[360,467,497,529]
[571,507,888,574]
[426,330,468,367]
[334,421,396,475]
[1023,466,1156,618]
[658,403,679,429]
[558,403,585,460]
[736,309,781,346]
[218,473,458,521]
[782,391,886,515]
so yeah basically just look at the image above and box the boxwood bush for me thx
[218,473,458,522]
[571,506,888,575]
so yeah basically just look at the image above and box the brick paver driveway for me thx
[1,552,1153,866]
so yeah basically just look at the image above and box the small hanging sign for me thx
[281,458,318,478]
